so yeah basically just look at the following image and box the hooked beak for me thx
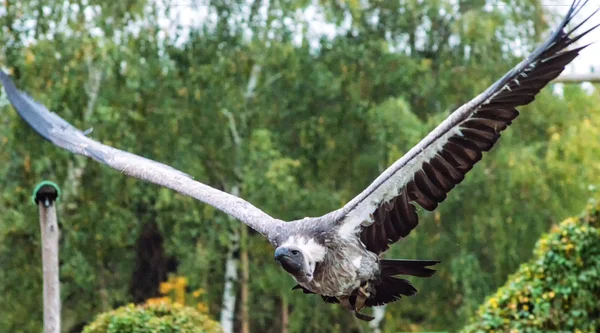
[274,247,305,277]
[274,247,292,261]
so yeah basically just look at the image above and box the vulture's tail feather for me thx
[298,259,441,307]
[362,259,440,307]
[379,259,441,278]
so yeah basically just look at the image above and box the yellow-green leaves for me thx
[462,201,600,332]
[83,301,223,333]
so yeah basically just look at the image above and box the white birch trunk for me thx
[61,54,103,207]
[369,305,386,333]
[219,63,262,332]
[219,204,240,333]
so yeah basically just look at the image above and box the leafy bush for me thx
[461,199,600,332]
[83,300,223,333]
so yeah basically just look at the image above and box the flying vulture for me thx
[1,0,598,321]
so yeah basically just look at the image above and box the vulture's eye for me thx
[291,250,300,255]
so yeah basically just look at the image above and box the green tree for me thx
[461,199,600,333]
[83,301,223,333]
[1,0,599,332]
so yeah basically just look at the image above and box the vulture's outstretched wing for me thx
[0,72,284,239]
[332,0,599,255]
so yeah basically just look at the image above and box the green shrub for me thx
[83,301,223,333]
[462,199,600,333]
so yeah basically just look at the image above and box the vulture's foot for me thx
[354,282,371,311]
[339,295,374,322]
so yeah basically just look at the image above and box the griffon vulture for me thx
[1,0,598,321]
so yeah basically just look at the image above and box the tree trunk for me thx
[219,240,239,333]
[219,62,262,333]
[60,54,102,209]
[130,221,175,303]
[219,185,241,333]
[240,223,250,333]
[369,305,386,333]
[281,295,289,333]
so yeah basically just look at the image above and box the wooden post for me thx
[33,181,61,333]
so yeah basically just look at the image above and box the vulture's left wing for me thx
[0,72,284,239]
[332,0,599,255]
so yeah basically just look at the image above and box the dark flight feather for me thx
[357,1,598,255]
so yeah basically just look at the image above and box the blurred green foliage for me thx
[83,301,223,333]
[462,199,600,333]
[0,0,599,332]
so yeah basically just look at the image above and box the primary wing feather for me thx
[335,0,599,255]
[0,72,284,239]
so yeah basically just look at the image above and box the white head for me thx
[274,236,326,283]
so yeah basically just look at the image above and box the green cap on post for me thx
[32,181,61,207]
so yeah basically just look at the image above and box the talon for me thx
[354,282,370,311]
[340,296,374,322]
[358,283,370,297]
[355,294,367,311]
[354,311,375,321]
